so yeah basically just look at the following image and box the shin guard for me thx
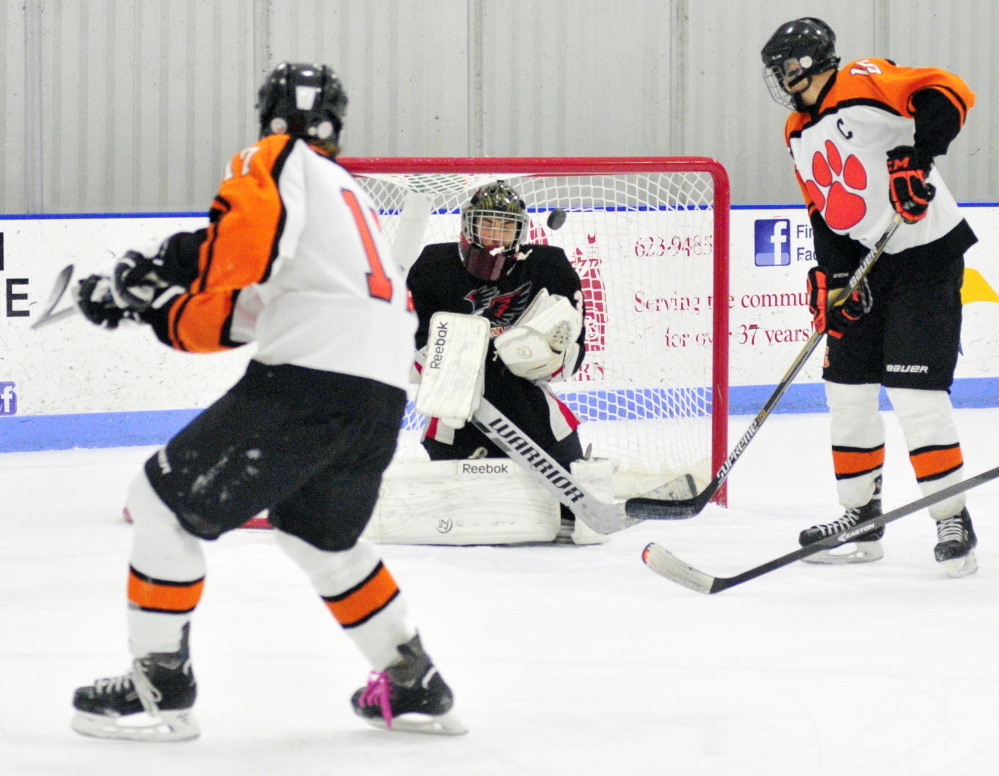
[275,532,415,671]
[126,473,206,656]
[825,382,885,509]
[887,387,966,519]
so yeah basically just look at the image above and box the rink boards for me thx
[1,205,998,452]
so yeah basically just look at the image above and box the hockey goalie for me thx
[363,181,612,546]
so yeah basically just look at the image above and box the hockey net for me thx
[344,157,730,503]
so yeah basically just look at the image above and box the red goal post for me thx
[342,156,730,506]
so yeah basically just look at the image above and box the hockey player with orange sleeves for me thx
[761,18,979,576]
[70,63,465,740]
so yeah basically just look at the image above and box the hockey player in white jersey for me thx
[761,18,979,576]
[69,63,465,740]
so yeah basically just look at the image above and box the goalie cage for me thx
[345,157,731,507]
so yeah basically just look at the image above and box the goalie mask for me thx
[459,182,529,281]
[257,62,348,146]
[761,18,840,110]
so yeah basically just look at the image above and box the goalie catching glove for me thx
[806,267,872,339]
[493,290,582,382]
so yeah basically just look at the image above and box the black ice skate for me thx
[71,625,199,742]
[934,509,978,578]
[801,477,885,564]
[351,632,466,735]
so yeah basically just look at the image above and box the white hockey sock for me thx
[274,532,415,671]
[825,382,885,509]
[126,472,206,656]
[887,387,966,519]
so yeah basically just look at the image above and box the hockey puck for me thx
[546,208,567,230]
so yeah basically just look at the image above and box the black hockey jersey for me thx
[407,242,586,447]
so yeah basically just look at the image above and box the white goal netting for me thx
[347,158,730,500]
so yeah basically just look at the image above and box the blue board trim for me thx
[0,409,202,452]
[3,377,997,453]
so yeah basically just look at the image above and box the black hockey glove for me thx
[806,267,871,339]
[111,250,186,314]
[75,275,142,330]
[886,146,936,223]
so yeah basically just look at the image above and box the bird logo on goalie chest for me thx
[464,282,532,329]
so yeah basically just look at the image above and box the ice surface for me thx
[2,409,998,775]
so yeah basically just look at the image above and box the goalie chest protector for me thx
[407,242,584,346]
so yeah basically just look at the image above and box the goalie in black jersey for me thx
[406,181,593,540]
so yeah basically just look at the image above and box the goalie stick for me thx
[630,212,905,519]
[471,397,696,535]
[643,462,999,593]
[30,264,76,329]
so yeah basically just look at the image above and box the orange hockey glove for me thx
[806,267,870,339]
[886,146,936,223]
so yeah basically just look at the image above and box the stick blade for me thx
[626,495,701,519]
[31,264,74,330]
[642,543,717,594]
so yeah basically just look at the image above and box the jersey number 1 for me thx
[342,189,393,302]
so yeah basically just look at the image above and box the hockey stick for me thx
[630,213,905,519]
[31,264,76,329]
[471,397,695,535]
[643,462,999,593]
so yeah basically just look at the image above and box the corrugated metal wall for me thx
[1,0,995,213]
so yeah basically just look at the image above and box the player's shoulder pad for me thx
[785,112,807,143]
[837,58,973,119]
[523,244,580,292]
[522,243,571,266]
[222,134,295,184]
[407,243,462,282]
[412,242,461,269]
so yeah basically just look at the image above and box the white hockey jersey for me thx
[152,135,416,391]
[785,58,975,253]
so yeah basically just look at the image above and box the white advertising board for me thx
[1,206,997,452]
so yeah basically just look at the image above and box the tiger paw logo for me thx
[806,140,867,230]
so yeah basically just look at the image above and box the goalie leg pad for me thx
[567,459,615,545]
[363,459,561,545]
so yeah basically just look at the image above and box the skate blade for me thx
[360,709,468,736]
[939,550,978,578]
[71,709,201,742]
[802,540,885,565]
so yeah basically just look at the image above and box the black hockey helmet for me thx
[459,181,529,281]
[257,62,348,145]
[761,18,840,109]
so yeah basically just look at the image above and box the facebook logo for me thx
[0,382,15,416]
[754,219,791,266]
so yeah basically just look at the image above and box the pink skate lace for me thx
[359,671,393,729]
